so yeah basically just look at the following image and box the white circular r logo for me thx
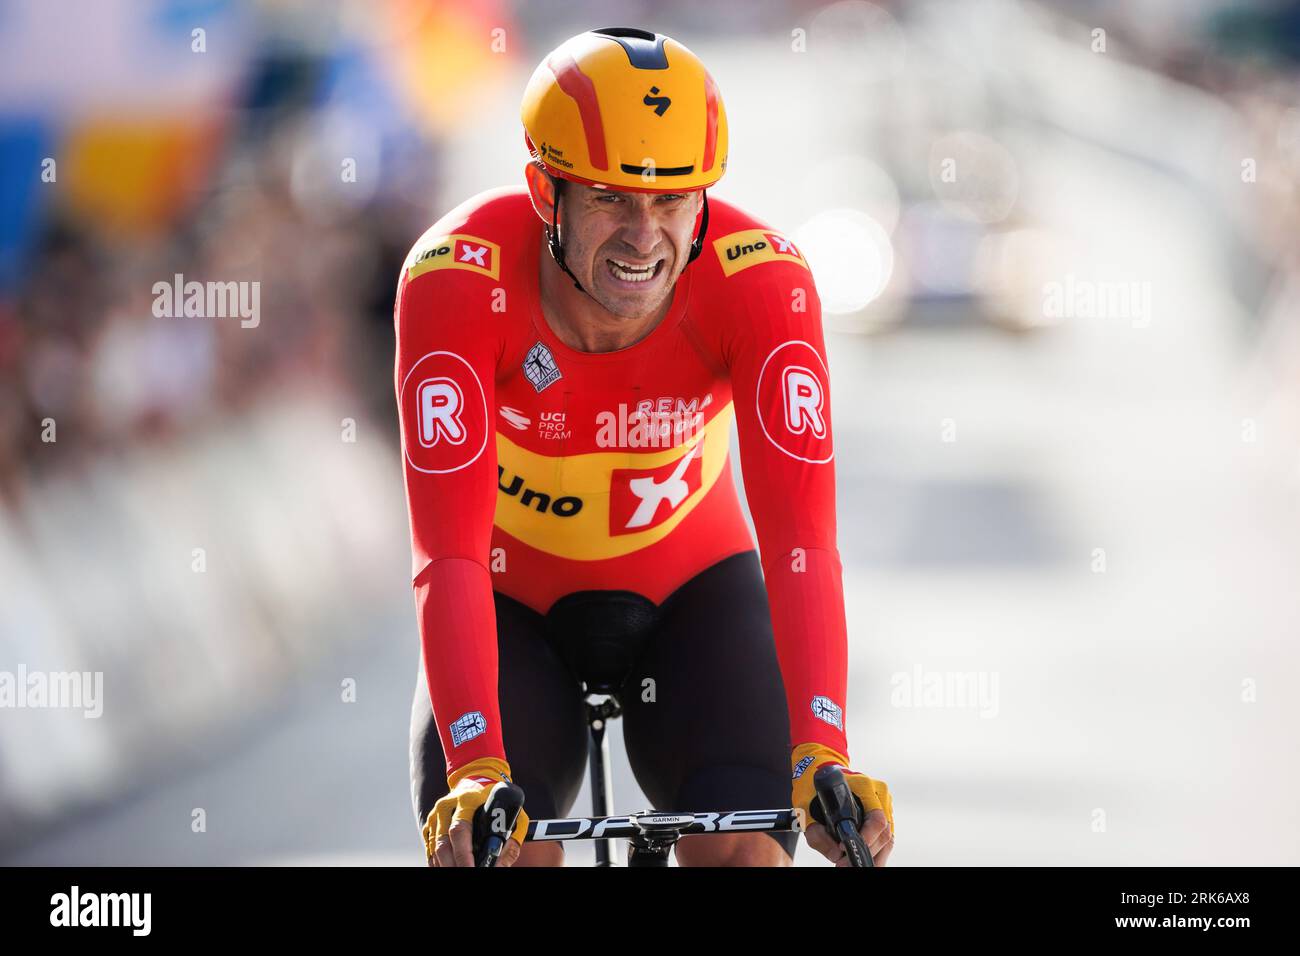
[417,377,466,446]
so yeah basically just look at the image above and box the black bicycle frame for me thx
[585,694,621,866]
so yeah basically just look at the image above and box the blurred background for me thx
[1,0,1298,866]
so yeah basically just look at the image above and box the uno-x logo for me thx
[498,466,584,517]
[712,228,808,277]
[457,242,488,267]
[400,351,487,474]
[406,233,501,281]
[643,85,671,115]
[609,440,704,534]
[491,403,733,560]
[755,341,833,464]
[767,233,799,255]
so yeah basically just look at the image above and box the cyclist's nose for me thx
[618,202,661,257]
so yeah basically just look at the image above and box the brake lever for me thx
[472,780,526,867]
[811,764,874,868]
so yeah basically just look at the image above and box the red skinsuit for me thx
[395,186,849,777]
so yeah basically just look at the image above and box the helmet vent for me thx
[591,27,669,70]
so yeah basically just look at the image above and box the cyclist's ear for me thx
[524,161,559,222]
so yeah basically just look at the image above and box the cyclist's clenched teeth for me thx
[606,257,662,284]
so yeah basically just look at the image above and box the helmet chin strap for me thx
[546,176,590,297]
[543,174,711,299]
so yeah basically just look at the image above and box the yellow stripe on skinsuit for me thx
[493,402,735,561]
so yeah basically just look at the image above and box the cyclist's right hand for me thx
[423,757,529,867]
[791,743,894,867]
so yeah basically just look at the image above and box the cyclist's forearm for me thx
[414,556,506,777]
[762,546,851,760]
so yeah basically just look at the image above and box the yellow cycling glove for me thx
[422,757,530,863]
[790,743,894,836]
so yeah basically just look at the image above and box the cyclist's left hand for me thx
[423,757,527,867]
[790,743,894,867]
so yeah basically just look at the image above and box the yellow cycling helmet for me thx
[521,28,727,292]
[521,27,728,193]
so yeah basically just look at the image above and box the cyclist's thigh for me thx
[410,591,590,831]
[620,550,797,858]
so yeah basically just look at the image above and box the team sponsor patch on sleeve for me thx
[449,710,487,746]
[713,228,808,277]
[406,234,501,281]
[811,695,844,731]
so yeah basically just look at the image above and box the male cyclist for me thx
[397,27,894,867]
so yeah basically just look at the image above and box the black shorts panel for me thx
[410,591,590,825]
[409,551,798,860]
[619,551,797,858]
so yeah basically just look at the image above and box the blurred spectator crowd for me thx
[2,0,1299,504]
